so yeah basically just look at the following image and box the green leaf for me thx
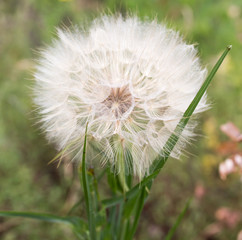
[123,192,139,219]
[80,123,97,240]
[165,198,192,240]
[0,211,84,226]
[102,195,123,208]
[102,170,158,208]
[0,211,88,240]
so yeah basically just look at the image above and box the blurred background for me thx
[0,0,241,239]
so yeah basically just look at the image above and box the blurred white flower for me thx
[34,15,208,177]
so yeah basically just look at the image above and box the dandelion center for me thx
[102,85,134,120]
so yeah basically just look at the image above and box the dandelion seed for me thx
[34,15,208,177]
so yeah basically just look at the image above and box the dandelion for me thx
[34,15,208,177]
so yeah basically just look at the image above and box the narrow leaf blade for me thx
[165,198,192,240]
[0,211,80,225]
[152,45,232,173]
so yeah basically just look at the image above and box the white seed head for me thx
[34,15,208,177]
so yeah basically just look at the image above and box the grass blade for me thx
[164,198,192,240]
[152,45,232,173]
[182,45,232,123]
[80,123,97,240]
[0,211,83,225]
[102,195,123,208]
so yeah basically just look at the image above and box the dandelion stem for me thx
[118,145,129,193]
[80,123,97,240]
[128,186,147,239]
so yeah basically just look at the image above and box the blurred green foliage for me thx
[0,0,241,239]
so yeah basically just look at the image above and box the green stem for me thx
[118,144,129,193]
[128,186,147,239]
[109,205,118,239]
[81,123,97,240]
[119,218,129,240]
[124,219,130,240]
[116,201,124,239]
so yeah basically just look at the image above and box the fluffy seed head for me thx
[34,15,208,177]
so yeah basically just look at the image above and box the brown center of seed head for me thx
[102,85,133,119]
